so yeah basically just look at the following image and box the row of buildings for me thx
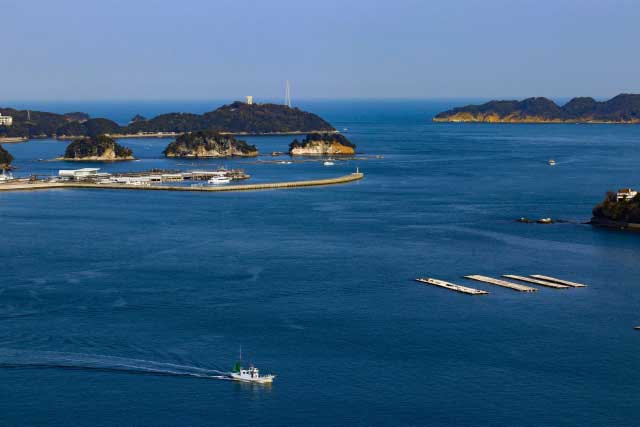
[0,113,13,126]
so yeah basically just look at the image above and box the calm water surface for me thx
[1,101,639,426]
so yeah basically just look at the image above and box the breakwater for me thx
[0,172,364,193]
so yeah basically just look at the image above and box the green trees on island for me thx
[63,134,133,160]
[592,192,640,224]
[289,132,356,150]
[163,130,258,157]
[0,145,13,168]
[1,101,335,139]
[435,93,640,122]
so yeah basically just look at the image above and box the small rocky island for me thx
[61,134,134,161]
[434,94,640,123]
[591,189,640,230]
[289,133,355,156]
[163,131,258,158]
[0,145,14,169]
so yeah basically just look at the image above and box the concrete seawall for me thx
[0,173,364,193]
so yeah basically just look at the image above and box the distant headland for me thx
[0,101,335,140]
[434,94,640,123]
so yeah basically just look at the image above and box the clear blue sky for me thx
[1,0,639,101]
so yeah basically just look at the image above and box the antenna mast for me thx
[285,80,292,108]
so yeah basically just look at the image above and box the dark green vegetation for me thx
[0,102,334,139]
[63,135,133,160]
[289,132,355,151]
[434,94,640,122]
[0,144,13,167]
[163,130,258,157]
[592,192,640,224]
[129,102,335,134]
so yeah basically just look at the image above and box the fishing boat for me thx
[548,159,556,166]
[229,349,275,384]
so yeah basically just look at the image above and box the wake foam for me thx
[0,349,231,380]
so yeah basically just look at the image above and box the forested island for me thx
[289,133,356,156]
[163,131,258,158]
[0,145,13,169]
[0,101,335,140]
[434,94,640,123]
[61,135,134,161]
[591,190,640,230]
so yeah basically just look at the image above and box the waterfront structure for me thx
[0,113,13,126]
[246,96,253,105]
[58,168,101,180]
[617,188,638,201]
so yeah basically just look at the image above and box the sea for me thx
[1,100,639,426]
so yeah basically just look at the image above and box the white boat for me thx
[208,177,231,185]
[229,349,275,384]
[230,365,275,384]
[323,161,335,166]
[548,159,556,166]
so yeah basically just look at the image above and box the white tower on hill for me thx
[245,95,253,105]
[285,80,292,108]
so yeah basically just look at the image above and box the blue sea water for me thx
[0,100,639,426]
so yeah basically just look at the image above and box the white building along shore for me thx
[0,113,13,126]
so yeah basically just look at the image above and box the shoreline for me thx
[53,130,339,140]
[0,172,364,193]
[432,118,640,124]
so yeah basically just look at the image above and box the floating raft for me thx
[465,275,537,292]
[416,278,488,295]
[530,275,587,288]
[502,275,570,289]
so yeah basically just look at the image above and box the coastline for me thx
[432,118,640,124]
[589,217,640,232]
[0,172,364,193]
[0,137,29,143]
[52,130,340,141]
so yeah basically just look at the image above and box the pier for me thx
[529,275,587,288]
[0,172,364,193]
[464,275,537,292]
[502,275,570,289]
[416,278,488,295]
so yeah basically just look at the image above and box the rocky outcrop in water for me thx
[61,134,134,161]
[289,133,355,156]
[163,131,258,158]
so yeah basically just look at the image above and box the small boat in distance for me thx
[548,159,556,166]
[230,348,275,384]
[323,161,335,166]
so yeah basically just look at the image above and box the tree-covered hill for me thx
[592,191,640,224]
[434,94,640,123]
[126,102,335,134]
[163,130,258,157]
[63,134,133,160]
[1,101,335,139]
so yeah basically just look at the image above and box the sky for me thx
[1,0,639,101]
